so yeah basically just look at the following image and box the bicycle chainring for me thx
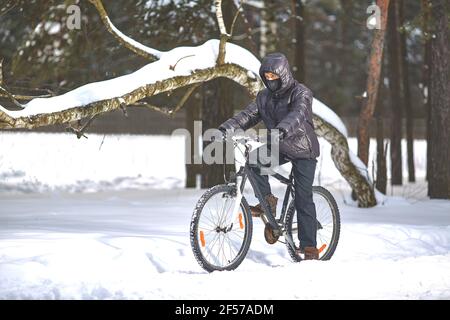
[264,224,280,244]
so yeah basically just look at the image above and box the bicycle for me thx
[190,133,340,272]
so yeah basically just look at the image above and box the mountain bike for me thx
[190,134,340,272]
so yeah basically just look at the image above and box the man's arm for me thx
[219,100,261,132]
[275,87,313,138]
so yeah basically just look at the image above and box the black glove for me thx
[210,127,227,142]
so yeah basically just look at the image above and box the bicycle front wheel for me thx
[285,186,340,261]
[190,184,253,272]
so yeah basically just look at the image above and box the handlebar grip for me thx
[210,134,226,142]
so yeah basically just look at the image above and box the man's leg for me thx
[247,149,288,217]
[249,166,272,198]
[292,158,318,250]
[248,149,289,198]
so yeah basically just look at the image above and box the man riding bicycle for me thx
[218,52,321,260]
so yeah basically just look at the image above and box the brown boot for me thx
[303,247,319,260]
[250,194,278,218]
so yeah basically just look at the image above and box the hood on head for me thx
[259,52,295,96]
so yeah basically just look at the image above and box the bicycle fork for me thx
[227,169,247,230]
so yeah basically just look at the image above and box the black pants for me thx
[249,152,318,249]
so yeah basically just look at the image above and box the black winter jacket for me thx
[219,52,320,160]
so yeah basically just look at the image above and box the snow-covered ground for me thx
[0,133,449,299]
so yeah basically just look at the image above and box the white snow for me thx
[0,133,185,192]
[1,133,449,299]
[0,132,426,194]
[1,184,449,299]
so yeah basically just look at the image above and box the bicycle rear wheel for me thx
[284,186,340,261]
[190,184,253,272]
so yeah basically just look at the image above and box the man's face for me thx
[264,72,280,81]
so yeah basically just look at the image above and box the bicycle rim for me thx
[193,186,251,270]
[286,186,340,261]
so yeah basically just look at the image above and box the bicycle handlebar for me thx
[210,133,261,144]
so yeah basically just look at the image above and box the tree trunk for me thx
[357,0,390,167]
[428,0,450,199]
[376,117,388,195]
[292,0,306,83]
[185,93,201,188]
[315,117,377,207]
[200,78,235,188]
[260,0,277,57]
[200,0,236,188]
[387,0,403,186]
[421,0,432,182]
[425,36,432,182]
[338,0,352,88]
[399,0,415,183]
[376,63,388,194]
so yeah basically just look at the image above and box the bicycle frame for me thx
[227,135,298,250]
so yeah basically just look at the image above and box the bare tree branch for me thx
[170,83,201,115]
[215,0,229,36]
[231,1,259,54]
[132,102,173,116]
[0,60,54,105]
[0,59,3,86]
[3,86,54,100]
[65,114,99,139]
[230,1,244,37]
[0,62,24,108]
[169,55,196,71]
[0,86,24,109]
[216,0,229,65]
[0,90,54,101]
[0,0,18,17]
[88,0,161,61]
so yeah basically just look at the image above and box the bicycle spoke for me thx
[225,234,234,262]
[204,232,220,261]
[218,233,227,266]
[228,231,244,240]
[204,237,220,264]
[225,233,239,257]
[198,221,216,229]
[217,195,229,227]
[205,205,219,226]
